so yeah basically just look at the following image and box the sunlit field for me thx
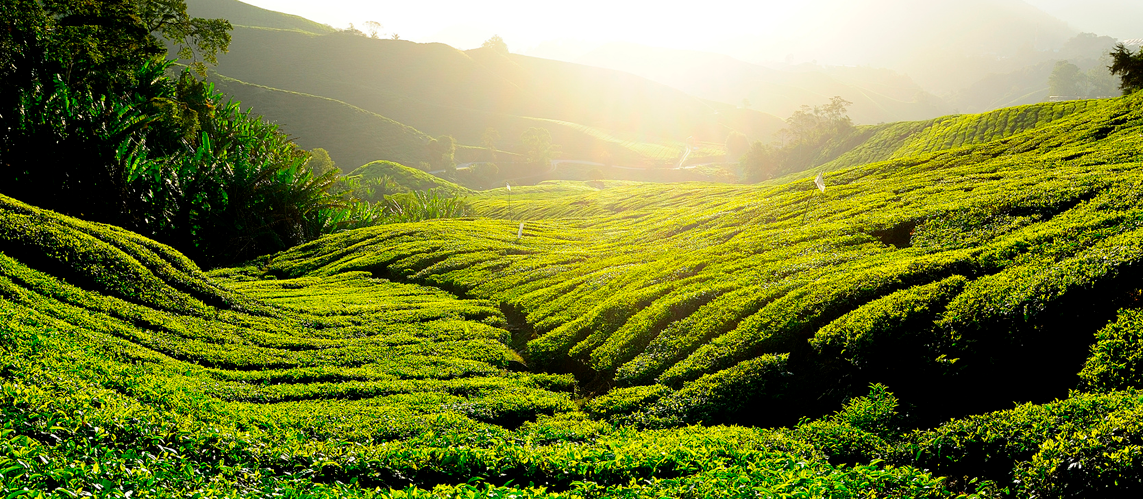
[4,0,1143,496]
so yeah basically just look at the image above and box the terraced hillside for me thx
[270,91,1143,428]
[6,94,1143,496]
[771,99,1105,182]
[0,192,960,497]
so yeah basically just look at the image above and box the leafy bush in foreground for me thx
[792,384,901,465]
[1079,308,1143,392]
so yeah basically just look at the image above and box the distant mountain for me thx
[185,0,334,34]
[185,0,783,171]
[575,42,953,126]
[1026,0,1143,40]
[718,0,1076,94]
[948,32,1121,113]
[204,25,782,167]
[207,73,436,169]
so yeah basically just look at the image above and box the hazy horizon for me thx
[241,0,1142,61]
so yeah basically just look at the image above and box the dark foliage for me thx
[1110,43,1143,95]
[0,0,373,266]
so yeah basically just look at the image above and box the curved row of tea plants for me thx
[269,92,1143,431]
[0,193,976,497]
[6,92,1143,497]
[800,98,1103,176]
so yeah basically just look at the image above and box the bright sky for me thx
[237,0,844,56]
[240,0,1141,61]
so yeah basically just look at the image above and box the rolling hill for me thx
[205,25,781,166]
[184,0,335,34]
[5,89,1143,496]
[207,73,437,169]
[347,160,472,196]
[274,92,1143,428]
[760,98,1105,182]
[182,0,784,170]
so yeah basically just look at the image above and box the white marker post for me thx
[506,182,512,219]
[802,172,826,224]
[516,221,524,241]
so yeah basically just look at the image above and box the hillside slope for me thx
[0,193,965,497]
[186,0,334,34]
[270,92,1143,428]
[208,73,435,169]
[206,26,782,167]
[7,95,1143,496]
[767,98,1104,182]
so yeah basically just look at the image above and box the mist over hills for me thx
[572,0,1126,121]
[188,0,784,173]
[576,43,952,126]
[184,0,1131,180]
[1027,0,1143,39]
[712,0,1075,92]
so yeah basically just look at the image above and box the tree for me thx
[739,96,853,182]
[780,96,852,145]
[1087,55,1120,98]
[0,0,230,92]
[306,148,338,176]
[425,135,456,172]
[1109,43,1143,95]
[138,0,232,76]
[0,0,377,267]
[725,131,750,163]
[482,127,500,161]
[364,21,382,39]
[482,35,508,54]
[739,141,779,181]
[472,162,499,183]
[521,128,554,167]
[1048,61,1083,97]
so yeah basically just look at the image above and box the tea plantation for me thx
[6,92,1143,497]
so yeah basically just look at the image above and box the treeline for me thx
[0,0,466,267]
[735,96,855,181]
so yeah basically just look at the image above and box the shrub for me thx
[1079,308,1143,392]
[898,390,1143,489]
[583,384,673,421]
[1016,403,1143,497]
[636,354,791,427]
[792,384,901,464]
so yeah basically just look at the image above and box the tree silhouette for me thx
[521,128,554,167]
[1109,43,1143,95]
[482,127,500,161]
[482,35,508,54]
[1048,61,1082,96]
